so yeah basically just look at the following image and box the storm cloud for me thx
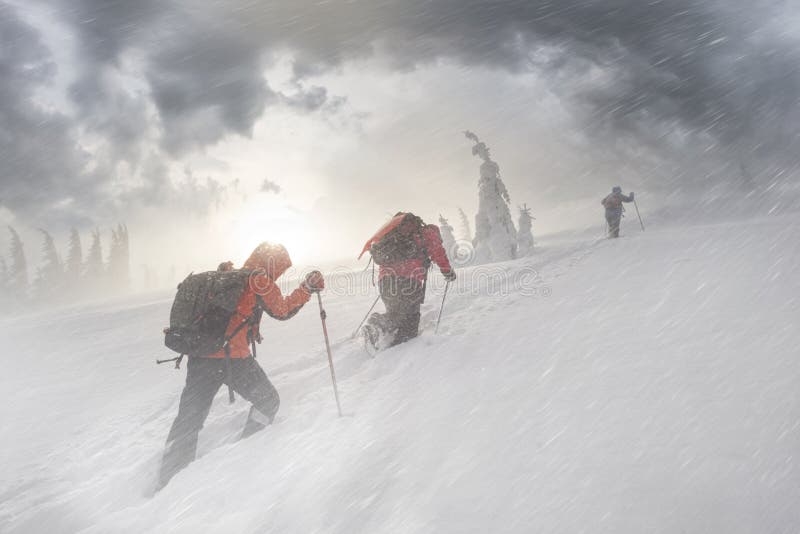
[0,4,94,225]
[2,0,799,227]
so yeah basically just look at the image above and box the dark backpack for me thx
[164,269,255,357]
[369,213,427,266]
[603,194,622,210]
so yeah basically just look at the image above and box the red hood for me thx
[243,242,292,280]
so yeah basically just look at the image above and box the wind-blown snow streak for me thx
[0,215,798,533]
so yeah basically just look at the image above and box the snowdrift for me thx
[1,214,798,533]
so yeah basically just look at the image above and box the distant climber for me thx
[358,212,455,351]
[602,186,635,238]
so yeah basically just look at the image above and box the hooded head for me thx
[243,242,292,280]
[612,186,622,193]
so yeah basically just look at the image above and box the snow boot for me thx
[240,405,273,440]
[362,323,380,356]
[362,319,397,356]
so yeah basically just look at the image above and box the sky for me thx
[2,0,800,281]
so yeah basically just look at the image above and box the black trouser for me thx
[370,275,426,347]
[158,356,279,489]
[606,209,622,238]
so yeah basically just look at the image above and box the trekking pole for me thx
[316,293,343,417]
[435,281,451,334]
[633,199,645,231]
[351,294,381,339]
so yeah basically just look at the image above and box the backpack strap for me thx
[223,314,256,345]
[223,300,263,349]
[220,303,261,404]
[219,269,261,346]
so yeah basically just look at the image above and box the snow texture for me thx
[1,214,799,533]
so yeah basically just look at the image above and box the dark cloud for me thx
[275,2,798,183]
[63,0,165,164]
[280,85,346,114]
[57,0,164,64]
[145,11,275,154]
[62,0,800,178]
[0,4,94,226]
[4,0,799,228]
[56,1,349,154]
[0,1,253,228]
[225,0,798,182]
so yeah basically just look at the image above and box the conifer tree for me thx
[33,229,63,299]
[517,204,535,257]
[108,224,130,289]
[438,214,457,259]
[65,228,83,284]
[464,131,517,263]
[85,229,104,292]
[457,207,472,243]
[7,226,29,301]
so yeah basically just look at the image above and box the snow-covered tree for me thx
[517,204,535,257]
[65,228,83,284]
[438,214,457,259]
[85,229,104,293]
[33,229,63,300]
[457,207,472,242]
[7,226,29,302]
[464,131,517,263]
[108,224,130,290]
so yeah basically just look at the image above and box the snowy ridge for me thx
[1,215,799,533]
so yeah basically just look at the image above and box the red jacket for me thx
[379,225,453,282]
[207,243,310,359]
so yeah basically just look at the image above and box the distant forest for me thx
[0,224,130,311]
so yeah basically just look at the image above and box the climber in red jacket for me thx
[359,212,455,350]
[158,242,324,490]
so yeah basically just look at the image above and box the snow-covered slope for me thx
[1,214,798,533]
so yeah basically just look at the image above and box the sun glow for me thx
[224,196,314,269]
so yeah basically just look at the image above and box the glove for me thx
[302,270,325,293]
[442,269,457,282]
